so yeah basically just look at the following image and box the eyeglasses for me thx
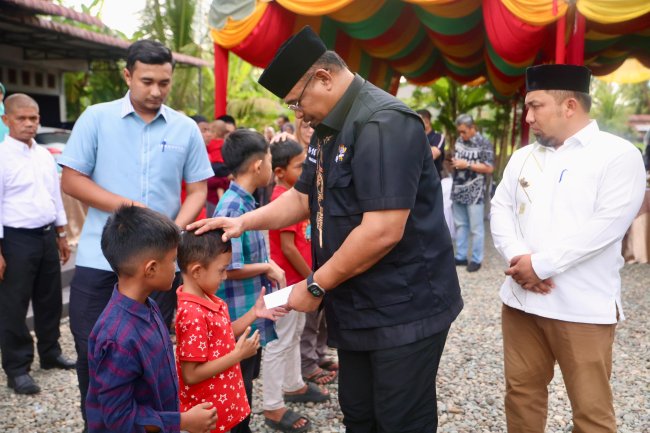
[287,74,315,112]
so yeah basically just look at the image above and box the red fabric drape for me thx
[566,11,586,65]
[483,0,547,65]
[214,44,228,118]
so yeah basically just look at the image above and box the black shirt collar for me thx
[316,74,364,136]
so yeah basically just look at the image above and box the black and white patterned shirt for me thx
[451,132,494,205]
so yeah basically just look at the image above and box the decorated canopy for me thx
[209,0,650,115]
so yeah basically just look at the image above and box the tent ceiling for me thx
[209,0,650,97]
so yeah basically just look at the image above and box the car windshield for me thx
[36,132,70,145]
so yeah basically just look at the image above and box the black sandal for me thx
[264,409,311,433]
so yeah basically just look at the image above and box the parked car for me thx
[36,126,71,173]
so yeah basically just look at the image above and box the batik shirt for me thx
[451,132,494,205]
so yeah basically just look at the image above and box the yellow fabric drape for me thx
[577,0,650,24]
[275,0,354,16]
[361,21,420,58]
[501,0,568,26]
[414,0,482,19]
[597,58,650,83]
[328,0,386,23]
[210,1,268,49]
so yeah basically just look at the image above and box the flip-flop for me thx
[303,368,337,385]
[284,382,330,403]
[264,409,311,433]
[318,358,339,371]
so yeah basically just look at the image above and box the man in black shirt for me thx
[417,109,445,178]
[190,26,463,433]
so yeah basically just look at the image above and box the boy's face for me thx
[150,248,178,291]
[195,252,232,295]
[278,152,305,188]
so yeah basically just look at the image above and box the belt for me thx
[3,224,54,234]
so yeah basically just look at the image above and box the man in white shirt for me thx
[0,94,74,395]
[491,65,646,433]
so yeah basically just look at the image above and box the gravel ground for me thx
[1,239,648,433]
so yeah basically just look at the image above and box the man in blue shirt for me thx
[59,40,213,430]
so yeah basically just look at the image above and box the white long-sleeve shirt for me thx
[0,135,67,238]
[491,120,646,324]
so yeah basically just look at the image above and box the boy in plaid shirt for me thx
[213,130,286,433]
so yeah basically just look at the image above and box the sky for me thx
[64,0,147,37]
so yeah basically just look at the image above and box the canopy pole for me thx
[214,43,229,118]
[555,15,566,64]
[566,11,586,66]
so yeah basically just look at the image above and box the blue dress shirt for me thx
[59,93,213,271]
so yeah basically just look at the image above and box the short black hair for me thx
[271,139,303,169]
[190,114,208,124]
[278,115,290,122]
[101,205,180,276]
[416,109,432,120]
[177,229,232,272]
[217,114,236,127]
[126,40,174,73]
[222,129,269,175]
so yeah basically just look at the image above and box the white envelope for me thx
[263,285,294,309]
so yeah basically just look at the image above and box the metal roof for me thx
[0,0,211,68]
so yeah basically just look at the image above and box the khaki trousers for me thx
[502,304,617,433]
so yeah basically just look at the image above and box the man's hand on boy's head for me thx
[270,131,297,144]
[180,402,218,433]
[265,259,287,289]
[233,327,260,361]
[254,287,289,321]
[186,216,244,239]
[287,279,323,312]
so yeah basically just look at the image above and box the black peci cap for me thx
[526,64,591,93]
[258,26,327,98]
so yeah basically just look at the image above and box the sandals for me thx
[318,358,339,371]
[303,367,337,385]
[284,382,330,403]
[264,409,311,433]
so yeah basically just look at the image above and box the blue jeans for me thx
[453,202,485,264]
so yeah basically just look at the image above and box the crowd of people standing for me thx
[0,26,646,433]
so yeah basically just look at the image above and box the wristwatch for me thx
[306,273,326,298]
[57,231,67,238]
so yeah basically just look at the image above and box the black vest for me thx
[308,79,462,342]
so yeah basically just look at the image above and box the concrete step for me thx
[26,251,76,331]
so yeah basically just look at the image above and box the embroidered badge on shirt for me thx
[335,144,347,162]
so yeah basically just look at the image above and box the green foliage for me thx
[591,80,634,138]
[405,77,492,145]
[64,63,127,121]
[139,0,209,115]
[403,77,513,181]
[225,53,285,130]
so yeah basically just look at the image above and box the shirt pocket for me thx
[326,163,361,217]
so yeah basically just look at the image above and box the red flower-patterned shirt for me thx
[175,287,250,432]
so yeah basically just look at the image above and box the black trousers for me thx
[69,266,180,426]
[231,348,262,433]
[0,226,63,378]
[338,328,450,433]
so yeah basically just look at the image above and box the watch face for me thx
[308,284,324,297]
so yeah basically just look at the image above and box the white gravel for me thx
[1,239,648,433]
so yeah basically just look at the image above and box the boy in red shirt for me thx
[175,229,284,432]
[263,140,329,432]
